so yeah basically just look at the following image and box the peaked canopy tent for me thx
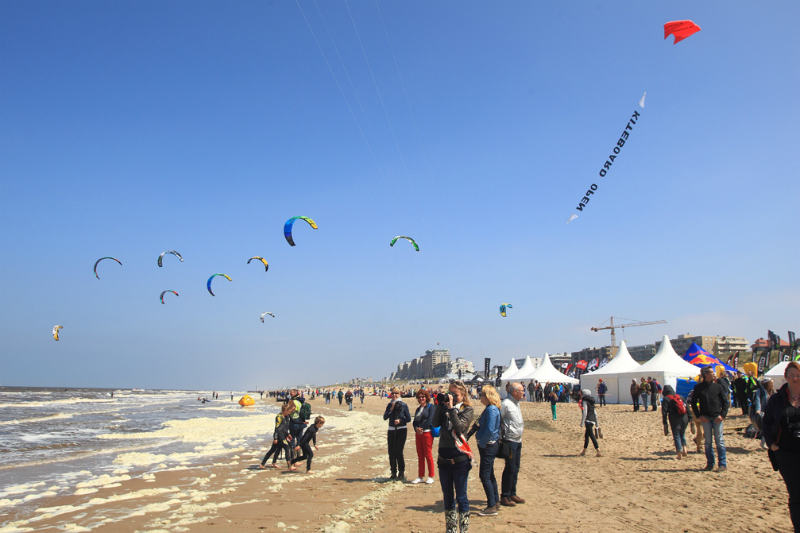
[764,361,791,390]
[618,335,701,403]
[499,356,533,397]
[498,358,519,386]
[528,353,579,386]
[682,343,737,373]
[580,341,641,404]
[508,356,537,381]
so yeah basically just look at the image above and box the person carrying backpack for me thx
[661,385,692,459]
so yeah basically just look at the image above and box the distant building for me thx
[570,347,613,365]
[422,349,451,378]
[628,344,657,363]
[656,334,750,360]
[447,357,474,376]
[548,352,572,369]
[751,337,790,351]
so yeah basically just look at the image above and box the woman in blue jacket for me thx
[475,384,502,516]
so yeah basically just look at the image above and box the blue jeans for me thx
[701,419,727,467]
[478,443,500,507]
[641,393,649,410]
[438,448,471,512]
[501,441,522,497]
[673,429,687,452]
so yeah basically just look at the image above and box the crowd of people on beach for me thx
[243,361,799,533]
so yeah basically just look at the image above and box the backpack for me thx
[300,401,312,421]
[667,394,686,415]
[654,381,662,393]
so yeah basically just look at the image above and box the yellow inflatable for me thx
[743,362,758,377]
[238,394,255,406]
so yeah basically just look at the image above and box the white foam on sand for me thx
[0,414,74,426]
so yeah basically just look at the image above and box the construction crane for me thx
[591,317,667,356]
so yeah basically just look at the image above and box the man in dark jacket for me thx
[691,366,730,472]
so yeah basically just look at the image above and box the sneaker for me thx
[411,478,424,484]
[716,466,727,472]
[703,465,714,471]
[478,506,498,516]
[425,477,435,484]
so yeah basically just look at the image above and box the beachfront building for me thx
[656,334,750,360]
[422,349,450,378]
[446,357,474,377]
[570,347,613,365]
[627,343,657,363]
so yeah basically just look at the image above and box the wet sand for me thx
[3,396,793,533]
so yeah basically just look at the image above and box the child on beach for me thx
[292,416,325,473]
[549,391,558,420]
[579,389,601,457]
[259,402,296,471]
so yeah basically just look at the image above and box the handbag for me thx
[495,417,513,460]
[596,427,603,439]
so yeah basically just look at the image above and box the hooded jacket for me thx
[580,390,598,427]
[661,385,691,430]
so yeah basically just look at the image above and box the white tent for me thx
[528,353,579,386]
[617,335,701,404]
[580,341,641,404]
[510,356,537,381]
[764,361,790,389]
[499,359,519,382]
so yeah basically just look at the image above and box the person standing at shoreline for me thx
[384,387,411,481]
[691,366,729,472]
[411,389,435,485]
[500,382,525,507]
[476,384,502,516]
[433,380,474,533]
[345,390,353,411]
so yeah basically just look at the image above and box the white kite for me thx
[567,214,578,224]
[639,92,646,108]
[260,312,275,323]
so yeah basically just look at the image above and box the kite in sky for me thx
[158,250,183,267]
[390,236,420,252]
[94,257,122,279]
[567,214,578,224]
[500,303,513,317]
[260,312,275,323]
[53,325,63,341]
[160,290,179,304]
[207,274,232,296]
[664,20,701,44]
[639,92,646,108]
[284,216,318,246]
[247,257,269,272]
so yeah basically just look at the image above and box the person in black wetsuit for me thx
[292,416,325,473]
[259,402,295,470]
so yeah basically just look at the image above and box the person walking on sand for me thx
[500,382,525,507]
[476,384,502,516]
[292,416,325,473]
[752,378,775,450]
[549,390,558,420]
[411,389,436,485]
[527,380,535,403]
[337,389,344,405]
[631,379,640,412]
[384,387,411,481]
[345,389,353,411]
[433,380,474,533]
[259,402,296,471]
[691,366,729,472]
[687,389,703,453]
[762,361,800,532]
[734,371,748,415]
[579,389,601,457]
[639,378,650,412]
[661,385,691,459]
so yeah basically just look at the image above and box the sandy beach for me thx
[1,394,794,533]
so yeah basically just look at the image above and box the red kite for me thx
[664,20,701,44]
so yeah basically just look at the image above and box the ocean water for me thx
[0,387,280,520]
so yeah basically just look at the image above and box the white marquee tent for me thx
[617,335,702,404]
[508,356,537,382]
[579,341,641,404]
[528,353,579,386]
[764,361,791,389]
[499,359,519,382]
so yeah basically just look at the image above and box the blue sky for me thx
[1,1,798,390]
